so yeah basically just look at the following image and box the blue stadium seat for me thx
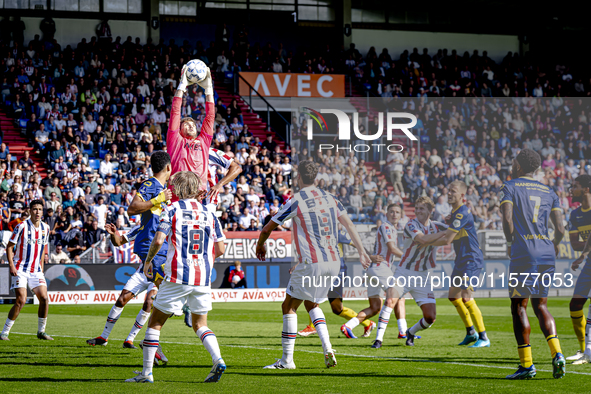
[99,149,108,159]
[84,149,94,157]
[89,159,100,170]
[19,119,27,128]
[110,177,117,186]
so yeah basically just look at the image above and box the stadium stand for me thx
[1,28,590,261]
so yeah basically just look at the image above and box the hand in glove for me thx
[177,65,191,93]
[197,67,213,96]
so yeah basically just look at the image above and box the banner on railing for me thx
[223,231,292,261]
[239,72,345,98]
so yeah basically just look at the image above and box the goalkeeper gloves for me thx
[177,65,190,93]
[197,67,213,96]
[150,190,169,206]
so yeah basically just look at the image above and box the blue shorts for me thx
[509,264,555,298]
[573,264,591,298]
[143,254,166,284]
[328,259,347,300]
[451,263,483,291]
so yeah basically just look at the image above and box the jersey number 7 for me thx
[529,196,541,223]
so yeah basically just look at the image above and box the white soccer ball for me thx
[232,275,241,284]
[185,59,208,84]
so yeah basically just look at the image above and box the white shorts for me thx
[286,261,340,304]
[123,271,157,296]
[11,271,46,291]
[153,280,212,315]
[366,263,396,298]
[392,267,436,307]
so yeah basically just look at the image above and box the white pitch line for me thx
[10,332,591,376]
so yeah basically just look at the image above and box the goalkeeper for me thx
[167,62,216,202]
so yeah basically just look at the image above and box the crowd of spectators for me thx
[292,95,591,231]
[0,29,301,262]
[2,26,591,261]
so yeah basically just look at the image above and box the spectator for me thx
[238,207,256,230]
[49,243,71,264]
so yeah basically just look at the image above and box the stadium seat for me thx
[19,119,27,128]
[89,159,100,170]
[99,149,108,159]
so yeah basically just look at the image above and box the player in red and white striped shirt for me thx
[1,200,52,341]
[256,160,371,370]
[395,197,447,346]
[341,203,410,347]
[205,147,242,211]
[126,172,227,384]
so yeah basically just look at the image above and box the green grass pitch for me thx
[1,298,591,393]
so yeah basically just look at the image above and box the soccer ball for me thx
[232,275,241,284]
[185,59,208,84]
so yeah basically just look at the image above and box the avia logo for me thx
[302,108,417,141]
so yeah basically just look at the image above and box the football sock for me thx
[546,334,562,359]
[126,310,150,343]
[101,305,123,339]
[38,317,47,333]
[281,314,297,364]
[585,313,591,355]
[409,318,432,336]
[197,326,222,364]
[2,318,15,336]
[518,344,533,368]
[397,318,407,334]
[464,299,486,339]
[344,317,360,330]
[570,309,586,352]
[375,306,393,342]
[142,328,160,376]
[339,306,370,328]
[451,299,474,334]
[309,307,331,353]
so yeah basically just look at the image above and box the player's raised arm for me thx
[206,149,242,203]
[167,64,197,143]
[197,68,215,137]
[105,223,133,246]
[127,188,172,216]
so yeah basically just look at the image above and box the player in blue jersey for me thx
[86,152,172,357]
[420,180,489,348]
[499,149,566,379]
[566,175,591,364]
[298,225,379,338]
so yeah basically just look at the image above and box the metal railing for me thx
[77,235,108,264]
[234,73,292,145]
